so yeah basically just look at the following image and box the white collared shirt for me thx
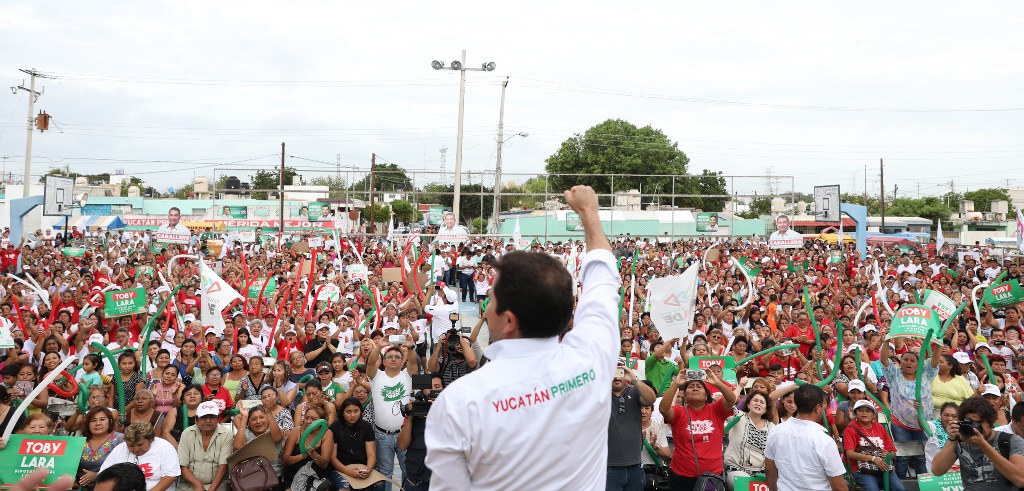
[764,417,846,491]
[425,249,620,491]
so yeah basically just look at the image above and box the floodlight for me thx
[431,60,444,70]
[519,132,529,137]
[450,61,462,70]
[483,62,496,71]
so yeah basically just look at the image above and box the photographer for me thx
[427,329,477,386]
[933,396,1024,491]
[422,285,459,348]
[398,374,444,491]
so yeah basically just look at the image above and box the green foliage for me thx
[420,182,450,205]
[500,176,548,210]
[42,168,143,196]
[885,196,954,224]
[840,193,881,215]
[424,183,493,224]
[737,197,773,219]
[390,200,416,224]
[471,218,488,234]
[544,119,689,206]
[363,203,391,233]
[960,188,1016,214]
[249,168,299,200]
[349,163,412,193]
[173,184,194,200]
[677,169,728,211]
[309,175,348,197]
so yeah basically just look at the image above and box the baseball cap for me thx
[183,314,196,323]
[853,400,877,412]
[197,401,219,418]
[982,384,1001,397]
[975,342,992,352]
[953,352,972,364]
[443,288,457,303]
[205,328,218,336]
[847,380,866,393]
[316,362,332,374]
[87,333,104,345]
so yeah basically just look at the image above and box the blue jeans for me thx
[458,272,475,301]
[854,471,906,491]
[375,428,406,491]
[607,464,645,491]
[890,424,927,478]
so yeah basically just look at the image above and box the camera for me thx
[686,369,707,381]
[401,374,437,418]
[957,419,981,438]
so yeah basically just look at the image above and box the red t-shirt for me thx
[842,421,895,472]
[275,340,302,361]
[668,399,733,477]
[201,384,235,414]
[784,324,816,356]
[768,355,802,381]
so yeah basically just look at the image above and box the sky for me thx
[0,1,1022,200]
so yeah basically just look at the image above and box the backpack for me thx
[230,456,280,491]
[994,431,1022,491]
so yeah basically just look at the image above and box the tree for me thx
[962,188,1016,215]
[250,168,299,200]
[363,203,391,232]
[471,218,488,234]
[737,197,773,219]
[544,119,689,207]
[309,175,347,198]
[885,196,954,224]
[390,200,416,224]
[349,163,413,193]
[679,169,729,211]
[420,182,450,205]
[500,176,548,210]
[841,193,881,215]
[173,184,194,200]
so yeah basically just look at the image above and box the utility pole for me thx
[492,78,508,234]
[880,158,886,232]
[279,142,285,245]
[863,164,868,205]
[369,153,376,233]
[14,69,48,197]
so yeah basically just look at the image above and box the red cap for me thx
[436,282,446,288]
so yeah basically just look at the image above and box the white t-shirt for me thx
[370,368,412,431]
[764,418,846,491]
[100,437,181,491]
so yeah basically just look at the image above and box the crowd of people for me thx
[1,194,1024,491]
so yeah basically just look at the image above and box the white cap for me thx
[443,287,458,303]
[953,352,972,364]
[87,333,104,345]
[982,384,1001,397]
[853,400,877,412]
[197,401,219,418]
[976,342,992,352]
[183,314,196,323]
[847,379,867,392]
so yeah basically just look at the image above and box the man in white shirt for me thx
[366,337,418,491]
[425,185,619,490]
[423,286,459,348]
[765,384,848,491]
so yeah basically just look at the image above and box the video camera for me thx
[401,374,438,418]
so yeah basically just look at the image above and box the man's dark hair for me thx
[95,462,147,491]
[959,396,998,425]
[492,251,573,338]
[168,207,180,214]
[794,384,828,414]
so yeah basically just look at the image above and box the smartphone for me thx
[614,367,625,379]
[686,369,707,381]
[389,335,406,345]
[994,340,1006,346]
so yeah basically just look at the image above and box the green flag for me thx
[737,256,761,277]
[787,260,809,273]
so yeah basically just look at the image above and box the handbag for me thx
[230,456,280,491]
[850,424,884,476]
[643,438,670,491]
[685,406,728,491]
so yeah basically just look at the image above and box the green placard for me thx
[984,279,1024,309]
[427,206,446,225]
[737,256,761,277]
[696,212,719,233]
[103,287,148,318]
[61,247,86,257]
[920,289,957,323]
[688,356,737,383]
[135,265,155,279]
[887,304,943,343]
[565,212,581,231]
[309,202,332,221]
[917,472,962,491]
[151,242,167,254]
[787,260,809,273]
[217,205,248,219]
[829,250,843,264]
[0,435,87,486]
[733,475,768,491]
[247,277,278,299]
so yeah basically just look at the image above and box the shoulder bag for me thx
[643,438,670,491]
[850,424,884,476]
[685,406,728,491]
[230,456,280,491]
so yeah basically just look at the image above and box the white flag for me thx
[512,216,522,247]
[386,214,395,246]
[936,219,945,253]
[199,260,243,337]
[1017,209,1024,252]
[649,264,700,340]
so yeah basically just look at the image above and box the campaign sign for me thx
[0,435,86,486]
[136,265,155,279]
[688,356,737,383]
[247,277,278,299]
[153,231,191,245]
[317,284,341,302]
[737,256,761,277]
[348,264,367,282]
[237,230,256,243]
[565,212,581,231]
[61,247,86,258]
[733,475,768,491]
[307,236,324,249]
[920,290,957,322]
[696,212,719,233]
[829,250,843,264]
[917,472,963,491]
[887,304,943,343]
[427,206,446,225]
[103,287,147,318]
[985,279,1024,309]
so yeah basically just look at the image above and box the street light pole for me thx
[492,78,507,233]
[432,52,496,221]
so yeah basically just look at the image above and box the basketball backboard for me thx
[43,175,74,216]
[813,185,841,223]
